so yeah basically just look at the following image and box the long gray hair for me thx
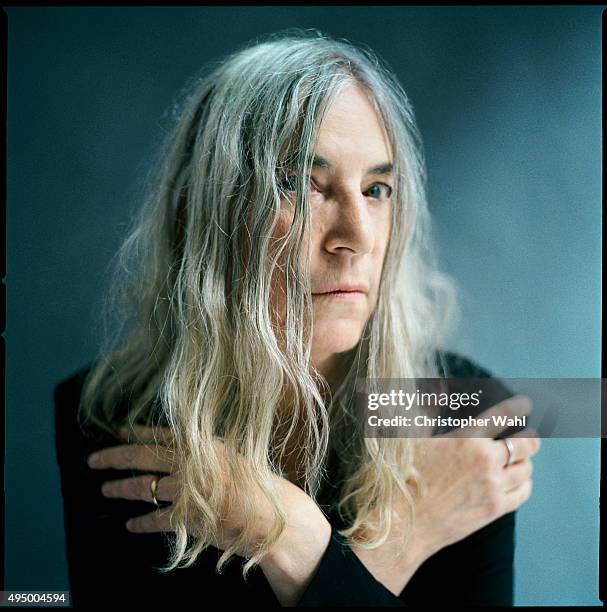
[78,29,459,579]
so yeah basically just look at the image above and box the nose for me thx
[322,185,375,255]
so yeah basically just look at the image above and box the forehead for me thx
[314,82,393,163]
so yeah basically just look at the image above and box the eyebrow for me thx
[313,154,393,176]
[280,153,393,176]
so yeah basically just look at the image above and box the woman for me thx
[54,30,540,607]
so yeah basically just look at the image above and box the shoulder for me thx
[53,362,96,406]
[434,349,493,379]
[53,361,98,431]
[53,360,116,445]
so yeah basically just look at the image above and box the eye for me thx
[278,175,299,192]
[365,183,393,199]
[277,174,319,194]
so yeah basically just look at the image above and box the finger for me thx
[502,459,533,492]
[118,424,174,445]
[88,443,175,473]
[446,395,533,439]
[101,474,178,503]
[126,506,175,533]
[492,430,538,468]
[509,427,542,459]
[502,477,533,514]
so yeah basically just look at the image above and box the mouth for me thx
[312,290,365,299]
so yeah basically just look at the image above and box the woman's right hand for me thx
[408,394,541,559]
[102,426,327,561]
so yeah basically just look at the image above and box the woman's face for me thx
[270,82,393,377]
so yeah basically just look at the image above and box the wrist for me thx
[259,497,331,606]
[402,530,434,571]
[407,526,441,565]
[349,525,435,597]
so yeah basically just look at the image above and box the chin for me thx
[312,323,363,355]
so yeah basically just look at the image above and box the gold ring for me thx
[150,476,160,507]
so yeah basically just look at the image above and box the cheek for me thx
[377,210,392,261]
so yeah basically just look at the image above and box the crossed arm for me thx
[84,425,428,606]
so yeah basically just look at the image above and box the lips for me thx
[312,283,368,295]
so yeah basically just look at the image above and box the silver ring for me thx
[503,438,515,467]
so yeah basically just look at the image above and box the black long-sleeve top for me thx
[54,351,517,607]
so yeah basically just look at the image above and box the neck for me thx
[273,348,356,482]
[311,348,356,402]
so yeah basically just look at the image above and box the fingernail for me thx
[88,452,100,467]
[125,519,134,531]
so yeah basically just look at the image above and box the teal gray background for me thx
[6,6,601,605]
